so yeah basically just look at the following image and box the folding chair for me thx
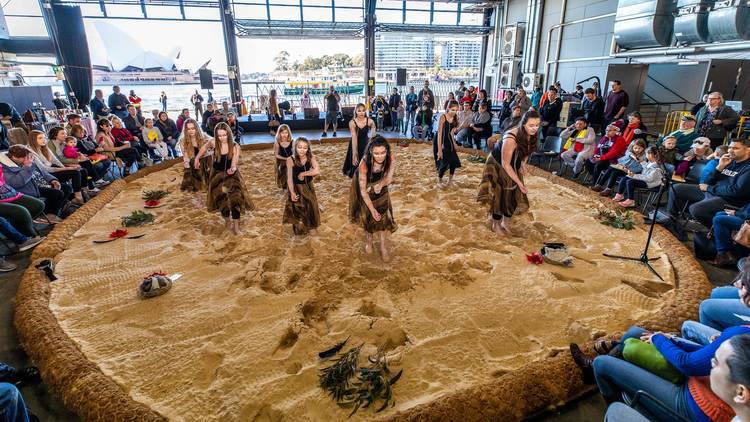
[529,135,562,171]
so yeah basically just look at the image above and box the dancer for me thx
[477,110,541,236]
[273,124,294,191]
[434,100,462,187]
[348,135,397,262]
[283,137,321,236]
[179,118,212,195]
[195,122,254,235]
[343,103,375,178]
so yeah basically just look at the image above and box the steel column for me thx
[364,0,376,106]
[478,8,492,89]
[219,0,243,110]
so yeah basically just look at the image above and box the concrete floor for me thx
[0,133,738,421]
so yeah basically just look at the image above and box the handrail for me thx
[647,75,691,104]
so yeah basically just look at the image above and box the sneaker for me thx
[18,236,44,252]
[321,132,328,138]
[332,131,337,137]
[89,187,101,194]
[618,199,636,208]
[612,193,624,202]
[46,214,64,224]
[94,180,110,188]
[0,258,17,272]
[599,188,612,196]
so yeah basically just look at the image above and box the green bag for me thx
[622,338,685,384]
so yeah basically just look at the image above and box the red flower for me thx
[525,252,544,265]
[109,229,128,238]
[145,200,160,207]
[142,271,166,280]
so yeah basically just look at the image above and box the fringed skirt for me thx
[275,158,288,190]
[180,156,211,192]
[348,176,397,234]
[206,168,255,215]
[283,182,321,235]
[476,154,528,218]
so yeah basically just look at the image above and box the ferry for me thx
[283,81,364,95]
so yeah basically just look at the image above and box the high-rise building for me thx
[441,40,482,69]
[375,35,435,71]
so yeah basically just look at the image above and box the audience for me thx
[710,201,750,267]
[0,102,28,132]
[584,124,627,188]
[455,101,476,146]
[465,102,493,150]
[176,108,190,134]
[603,80,629,128]
[696,92,739,149]
[581,88,605,133]
[540,87,563,137]
[674,137,713,177]
[500,105,523,133]
[142,118,169,160]
[510,87,531,114]
[226,112,243,143]
[47,127,101,192]
[107,85,129,119]
[560,117,597,177]
[621,111,648,145]
[593,138,647,196]
[2,146,65,223]
[659,114,700,153]
[154,111,178,158]
[96,118,140,174]
[89,89,110,119]
[613,146,665,208]
[28,130,86,205]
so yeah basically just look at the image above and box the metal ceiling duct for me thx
[674,0,712,44]
[707,0,750,42]
[614,0,675,49]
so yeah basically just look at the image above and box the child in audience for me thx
[675,137,713,176]
[62,136,80,160]
[613,146,665,207]
[142,118,170,159]
[396,101,405,134]
[659,135,682,169]
[593,139,646,196]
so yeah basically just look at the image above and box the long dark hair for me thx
[292,137,313,166]
[514,110,541,158]
[363,134,392,179]
[213,122,236,161]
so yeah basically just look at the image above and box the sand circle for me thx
[48,143,675,421]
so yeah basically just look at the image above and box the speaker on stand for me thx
[199,69,214,90]
[396,68,407,86]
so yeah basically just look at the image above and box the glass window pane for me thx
[184,6,219,20]
[433,3,457,12]
[101,5,144,19]
[143,5,179,19]
[376,9,402,23]
[460,12,483,25]
[233,4,270,19]
[405,10,430,23]
[334,7,362,22]
[78,4,104,17]
[5,17,47,37]
[270,5,301,20]
[302,6,333,21]
[4,1,42,15]
[303,0,334,5]
[432,11,456,25]
[377,0,403,11]
[270,0,300,5]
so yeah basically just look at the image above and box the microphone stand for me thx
[603,172,668,281]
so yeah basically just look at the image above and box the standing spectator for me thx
[300,89,311,110]
[691,93,708,116]
[268,89,281,135]
[155,112,178,158]
[388,87,401,131]
[499,90,514,122]
[500,105,523,133]
[207,90,213,104]
[128,90,142,115]
[581,88,605,133]
[322,86,340,138]
[530,86,543,110]
[159,91,168,112]
[176,109,190,134]
[52,92,69,110]
[510,88,531,114]
[89,89,110,119]
[696,91,739,149]
[418,80,435,110]
[404,86,418,134]
[226,112,243,143]
[396,101,405,134]
[603,80,629,127]
[592,81,602,99]
[107,85,129,119]
[539,87,562,137]
[190,90,204,122]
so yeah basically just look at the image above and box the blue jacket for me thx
[405,93,418,112]
[705,158,750,206]
[616,153,645,173]
[2,162,57,198]
[89,97,108,119]
[652,325,750,376]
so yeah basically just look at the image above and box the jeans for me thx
[601,167,627,190]
[561,149,593,175]
[593,356,695,422]
[666,183,728,228]
[712,212,745,252]
[405,110,416,134]
[604,402,650,422]
[456,128,472,145]
[0,383,29,422]
[617,177,648,200]
[0,196,44,237]
[38,187,65,215]
[585,159,611,185]
[0,216,27,244]
[681,320,720,346]
[53,169,82,192]
[699,286,750,330]
[417,124,431,140]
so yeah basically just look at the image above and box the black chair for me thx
[530,135,562,171]
[634,165,673,215]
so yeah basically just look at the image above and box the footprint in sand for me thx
[195,349,225,390]
[550,272,585,284]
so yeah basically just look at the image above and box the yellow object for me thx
[147,131,158,142]
[241,100,247,116]
[662,110,691,136]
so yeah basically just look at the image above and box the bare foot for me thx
[309,229,318,236]
[492,221,506,236]
[224,217,231,230]
[381,246,391,263]
[500,221,512,236]
[365,233,373,253]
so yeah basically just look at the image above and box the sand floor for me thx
[49,143,675,421]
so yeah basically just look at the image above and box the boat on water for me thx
[283,81,364,95]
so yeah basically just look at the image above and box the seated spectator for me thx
[594,139,647,196]
[207,108,225,135]
[128,90,142,115]
[663,138,750,228]
[155,112,178,158]
[0,382,32,420]
[123,105,145,140]
[28,130,87,204]
[581,88,605,133]
[510,88,531,114]
[455,101,475,146]
[572,85,584,100]
[530,86,542,110]
[47,127,102,191]
[659,136,682,170]
[107,85,129,119]
[696,91,739,149]
[226,112,243,143]
[64,113,81,134]
[95,118,141,175]
[472,89,491,112]
[709,201,750,267]
[675,137,713,176]
[2,145,65,223]
[699,265,750,334]
[700,145,730,184]
[21,111,43,132]
[621,112,648,145]
[0,215,43,253]
[560,117,597,177]
[112,117,148,160]
[613,146,665,208]
[710,335,750,422]
[176,108,190,134]
[499,105,522,133]
[443,92,456,111]
[603,402,650,421]
[62,136,80,161]
[0,102,28,132]
[69,125,111,171]
[539,87,562,137]
[0,122,9,151]
[538,85,555,109]
[0,164,44,238]
[499,90,514,122]
[584,124,627,186]
[466,102,492,150]
[202,103,215,132]
[658,114,700,153]
[142,118,170,160]
[414,103,433,141]
[89,89,110,119]
[53,92,70,110]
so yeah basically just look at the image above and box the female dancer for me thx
[195,122,254,235]
[348,135,396,262]
[179,118,212,195]
[283,137,321,236]
[273,124,294,191]
[477,110,540,236]
[434,100,461,187]
[343,103,376,178]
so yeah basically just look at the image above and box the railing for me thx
[647,75,691,105]
[662,110,692,135]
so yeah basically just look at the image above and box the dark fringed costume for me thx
[275,141,293,189]
[282,159,321,235]
[348,167,397,234]
[206,144,254,217]
[180,146,212,192]
[477,135,529,218]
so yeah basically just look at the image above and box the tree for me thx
[274,50,290,71]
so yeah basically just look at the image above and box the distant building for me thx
[375,35,435,72]
[441,40,482,70]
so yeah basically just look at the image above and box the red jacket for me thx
[595,134,627,163]
[111,127,135,146]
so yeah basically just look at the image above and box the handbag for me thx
[734,220,750,248]
[622,338,684,383]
